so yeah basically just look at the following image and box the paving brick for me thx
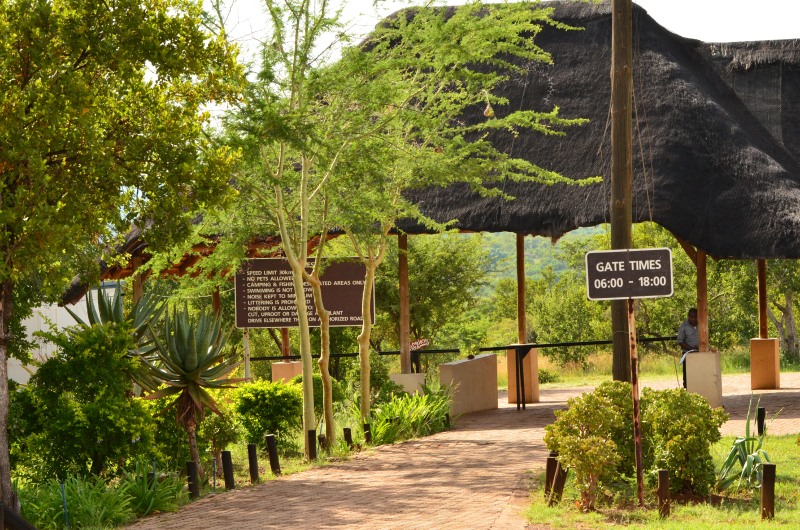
[127,373,800,529]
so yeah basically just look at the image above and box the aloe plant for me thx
[66,282,166,390]
[143,306,242,473]
[717,395,773,491]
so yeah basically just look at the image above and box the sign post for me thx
[585,248,673,507]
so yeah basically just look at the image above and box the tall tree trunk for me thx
[770,292,800,362]
[186,416,203,479]
[307,274,335,446]
[357,264,377,420]
[0,279,16,510]
[288,260,316,458]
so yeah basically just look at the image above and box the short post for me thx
[186,461,200,499]
[548,461,568,506]
[60,481,70,529]
[757,406,766,436]
[363,423,372,444]
[761,463,776,520]
[445,413,451,429]
[343,427,354,450]
[265,434,281,476]
[308,429,317,460]
[657,469,670,518]
[544,452,558,497]
[248,443,260,483]
[222,450,235,490]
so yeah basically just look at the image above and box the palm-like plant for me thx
[143,305,242,472]
[66,282,165,391]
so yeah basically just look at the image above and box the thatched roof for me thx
[399,0,800,259]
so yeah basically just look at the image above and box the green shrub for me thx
[12,323,154,481]
[370,383,452,445]
[143,397,210,472]
[233,380,303,452]
[538,368,560,384]
[641,387,727,495]
[544,381,630,510]
[120,461,187,517]
[19,476,135,529]
[289,373,346,415]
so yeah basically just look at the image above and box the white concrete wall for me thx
[439,354,498,417]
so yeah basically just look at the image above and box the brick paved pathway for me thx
[128,373,800,529]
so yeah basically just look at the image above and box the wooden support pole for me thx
[281,327,290,359]
[398,233,411,374]
[757,259,768,338]
[697,250,709,351]
[761,463,776,519]
[610,0,634,382]
[212,287,221,316]
[627,298,645,507]
[131,256,143,304]
[658,469,670,518]
[243,328,251,380]
[516,233,527,343]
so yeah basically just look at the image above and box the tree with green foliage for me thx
[0,0,241,508]
[144,307,242,476]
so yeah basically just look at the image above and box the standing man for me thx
[677,308,699,388]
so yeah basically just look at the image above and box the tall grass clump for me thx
[370,382,453,445]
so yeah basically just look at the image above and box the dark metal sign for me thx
[234,258,374,328]
[585,248,673,300]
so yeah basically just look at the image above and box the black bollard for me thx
[265,434,281,476]
[757,407,766,436]
[445,413,451,429]
[248,443,260,484]
[544,453,558,497]
[658,469,670,518]
[186,461,200,499]
[363,423,372,444]
[761,463,776,519]
[222,450,235,490]
[308,429,317,460]
[343,427,354,450]
[548,461,568,506]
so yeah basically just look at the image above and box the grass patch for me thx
[526,435,800,528]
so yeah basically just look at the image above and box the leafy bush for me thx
[640,388,727,495]
[144,397,210,472]
[544,381,630,510]
[289,373,346,415]
[370,383,452,445]
[233,380,303,452]
[545,382,727,508]
[120,461,187,517]
[19,476,135,529]
[12,323,154,481]
[538,368,560,384]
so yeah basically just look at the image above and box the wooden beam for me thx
[697,250,709,351]
[758,259,768,338]
[675,237,698,267]
[398,233,412,374]
[516,233,527,343]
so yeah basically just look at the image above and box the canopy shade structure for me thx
[398,1,800,259]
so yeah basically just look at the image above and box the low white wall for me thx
[439,353,498,417]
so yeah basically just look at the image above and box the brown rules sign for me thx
[234,258,374,329]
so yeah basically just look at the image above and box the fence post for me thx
[762,463,776,520]
[60,482,70,529]
[308,429,317,460]
[222,450,235,490]
[757,407,766,436]
[343,427,354,450]
[363,423,372,444]
[266,434,282,475]
[186,461,200,499]
[657,469,670,518]
[548,462,568,506]
[544,452,558,497]
[248,443,260,483]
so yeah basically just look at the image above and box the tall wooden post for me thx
[212,287,221,316]
[398,234,412,373]
[697,250,709,351]
[516,234,527,343]
[627,298,645,506]
[243,328,251,380]
[131,256,143,304]
[757,260,768,338]
[281,327,290,359]
[610,0,634,382]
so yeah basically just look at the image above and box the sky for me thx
[222,0,800,66]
